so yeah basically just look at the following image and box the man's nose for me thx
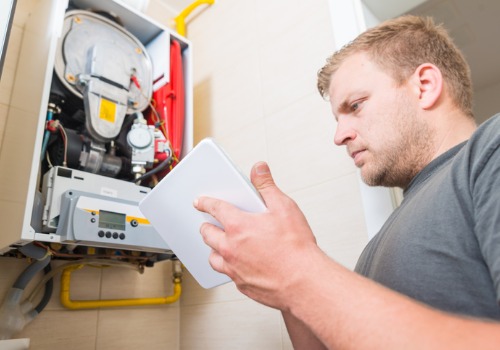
[334,118,356,146]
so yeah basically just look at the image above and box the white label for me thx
[101,187,118,197]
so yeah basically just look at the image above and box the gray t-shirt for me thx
[355,114,500,320]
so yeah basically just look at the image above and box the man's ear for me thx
[409,63,443,110]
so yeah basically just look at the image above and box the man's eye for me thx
[351,100,364,112]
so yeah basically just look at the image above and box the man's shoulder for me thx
[473,113,500,140]
[466,114,500,155]
[460,113,500,181]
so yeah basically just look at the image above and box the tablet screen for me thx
[139,138,267,288]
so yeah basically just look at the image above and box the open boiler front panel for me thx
[0,0,193,264]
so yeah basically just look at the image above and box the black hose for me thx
[135,154,172,183]
[19,243,47,260]
[12,256,51,290]
[13,244,51,290]
[34,263,53,314]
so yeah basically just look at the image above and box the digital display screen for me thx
[98,210,126,231]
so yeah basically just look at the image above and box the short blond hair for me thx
[317,15,473,117]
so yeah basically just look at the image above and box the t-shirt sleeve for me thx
[473,117,500,303]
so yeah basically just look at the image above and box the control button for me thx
[90,218,96,223]
[119,233,125,240]
[105,231,111,238]
[112,232,118,239]
[130,219,138,227]
[98,230,104,238]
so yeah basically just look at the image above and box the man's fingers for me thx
[200,222,223,252]
[194,196,237,225]
[200,222,228,274]
[208,249,225,274]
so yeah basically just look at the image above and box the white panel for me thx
[328,0,366,48]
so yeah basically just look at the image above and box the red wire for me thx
[131,75,141,89]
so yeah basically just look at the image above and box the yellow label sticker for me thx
[99,98,116,123]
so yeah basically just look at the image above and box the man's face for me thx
[329,52,433,188]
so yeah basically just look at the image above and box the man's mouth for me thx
[350,149,366,166]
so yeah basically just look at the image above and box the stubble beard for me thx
[360,96,434,189]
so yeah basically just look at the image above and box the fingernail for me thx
[193,198,199,208]
[255,162,269,175]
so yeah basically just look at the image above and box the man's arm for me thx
[195,162,500,349]
[282,311,327,350]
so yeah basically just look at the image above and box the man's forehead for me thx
[328,56,369,102]
[328,54,396,100]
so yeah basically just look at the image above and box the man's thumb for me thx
[250,162,277,195]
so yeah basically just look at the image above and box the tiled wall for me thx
[0,0,369,349]
[180,0,369,349]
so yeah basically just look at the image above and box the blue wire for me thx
[40,110,54,162]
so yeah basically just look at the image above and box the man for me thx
[194,15,500,349]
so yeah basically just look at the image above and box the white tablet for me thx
[139,138,267,288]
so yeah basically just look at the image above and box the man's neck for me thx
[430,111,477,162]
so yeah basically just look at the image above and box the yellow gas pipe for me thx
[174,0,215,37]
[60,263,182,310]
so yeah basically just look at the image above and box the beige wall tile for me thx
[3,25,23,71]
[16,309,99,350]
[100,260,176,300]
[215,120,268,176]
[265,93,355,193]
[290,174,369,270]
[0,67,15,106]
[188,1,259,83]
[43,260,103,311]
[12,0,39,27]
[193,52,264,140]
[0,257,32,296]
[0,106,38,203]
[257,1,335,116]
[256,0,329,41]
[144,0,177,30]
[193,76,214,142]
[181,299,282,350]
[0,201,29,250]
[180,270,245,307]
[0,104,8,144]
[96,307,179,349]
[0,24,23,106]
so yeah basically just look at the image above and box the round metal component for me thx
[54,10,153,113]
[127,126,153,149]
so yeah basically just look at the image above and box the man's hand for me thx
[194,161,320,310]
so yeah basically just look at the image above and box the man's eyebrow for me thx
[336,99,351,116]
